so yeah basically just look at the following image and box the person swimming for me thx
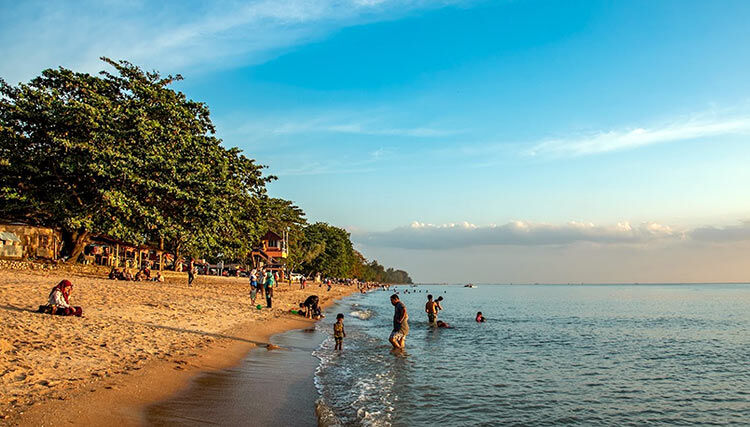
[436,320,452,328]
[476,312,486,322]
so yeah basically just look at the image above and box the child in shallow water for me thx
[333,313,346,350]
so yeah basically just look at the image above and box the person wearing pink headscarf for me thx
[40,280,83,317]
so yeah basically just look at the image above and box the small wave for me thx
[350,309,375,320]
[316,398,343,427]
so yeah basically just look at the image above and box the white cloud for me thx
[525,112,750,157]
[272,120,456,138]
[0,0,465,83]
[222,110,459,146]
[356,220,684,249]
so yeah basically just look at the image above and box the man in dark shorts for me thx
[389,294,409,350]
[425,294,437,325]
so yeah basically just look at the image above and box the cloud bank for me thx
[355,220,750,250]
[689,220,750,242]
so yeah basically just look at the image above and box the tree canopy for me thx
[0,58,412,283]
[0,58,270,260]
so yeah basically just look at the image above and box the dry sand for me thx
[0,267,358,425]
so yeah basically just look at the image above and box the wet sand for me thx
[0,267,358,425]
[146,324,328,426]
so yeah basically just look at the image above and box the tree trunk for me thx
[66,230,90,263]
[174,245,181,271]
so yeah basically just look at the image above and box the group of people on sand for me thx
[109,266,164,282]
[249,268,277,308]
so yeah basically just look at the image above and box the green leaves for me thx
[0,58,270,258]
[0,58,413,282]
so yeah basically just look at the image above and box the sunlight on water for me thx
[314,284,750,426]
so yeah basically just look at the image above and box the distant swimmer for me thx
[476,312,486,323]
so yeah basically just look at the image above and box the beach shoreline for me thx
[145,297,355,426]
[0,266,359,426]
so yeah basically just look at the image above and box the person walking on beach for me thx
[264,271,275,308]
[256,271,264,299]
[389,294,409,350]
[250,273,258,306]
[425,294,438,325]
[187,257,196,287]
[334,313,346,351]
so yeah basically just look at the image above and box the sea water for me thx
[313,284,750,426]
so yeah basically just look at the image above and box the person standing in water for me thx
[333,313,346,351]
[264,271,275,308]
[389,294,409,350]
[425,294,438,325]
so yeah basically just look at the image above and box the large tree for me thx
[300,222,355,278]
[0,58,271,261]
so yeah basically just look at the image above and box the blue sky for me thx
[3,0,750,282]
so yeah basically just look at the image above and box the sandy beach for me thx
[0,265,358,425]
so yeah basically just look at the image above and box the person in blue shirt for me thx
[249,273,258,306]
[264,271,275,308]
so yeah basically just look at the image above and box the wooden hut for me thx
[0,223,61,260]
[251,230,289,272]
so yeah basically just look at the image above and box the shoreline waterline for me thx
[143,298,357,425]
[2,268,361,426]
[144,292,368,426]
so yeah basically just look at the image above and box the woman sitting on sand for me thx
[38,280,83,317]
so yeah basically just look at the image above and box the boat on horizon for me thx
[464,284,477,288]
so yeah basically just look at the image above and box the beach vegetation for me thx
[0,58,412,282]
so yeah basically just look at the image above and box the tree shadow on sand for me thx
[0,304,43,314]
[128,320,298,350]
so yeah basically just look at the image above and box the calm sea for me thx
[314,284,750,426]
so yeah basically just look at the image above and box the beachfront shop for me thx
[0,223,62,260]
